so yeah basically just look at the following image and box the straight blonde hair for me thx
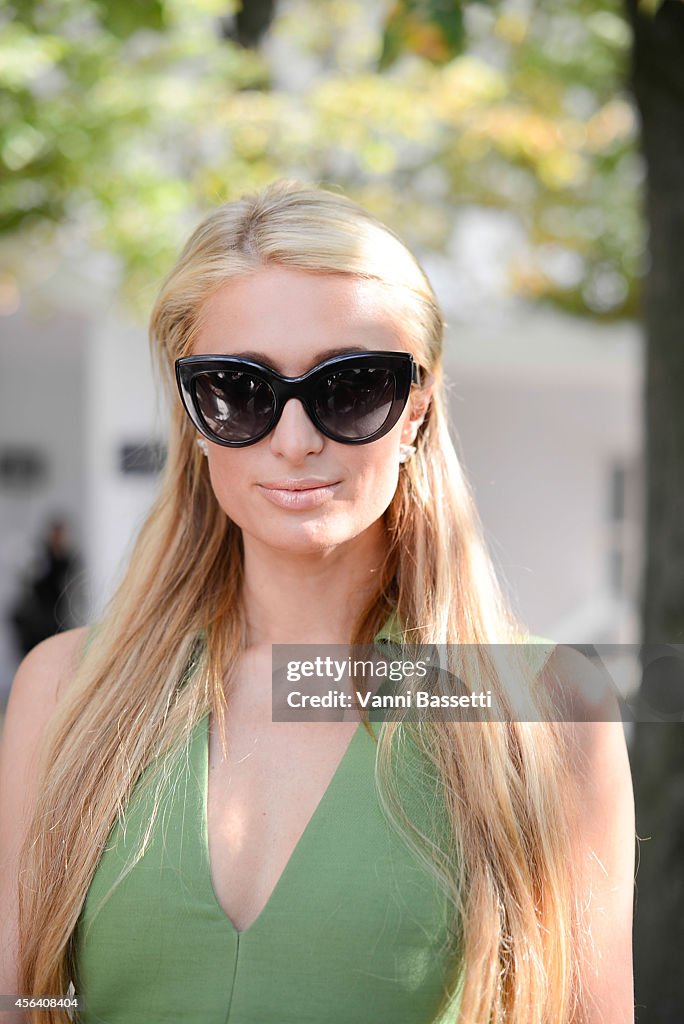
[18,179,590,1023]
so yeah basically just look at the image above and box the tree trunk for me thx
[219,0,276,48]
[624,1,684,1019]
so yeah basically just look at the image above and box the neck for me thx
[240,521,387,647]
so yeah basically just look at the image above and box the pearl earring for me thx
[398,443,417,464]
[196,437,209,456]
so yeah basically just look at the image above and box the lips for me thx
[258,480,340,509]
[260,479,339,491]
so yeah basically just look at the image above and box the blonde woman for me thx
[0,180,635,1023]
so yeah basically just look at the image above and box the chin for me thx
[253,515,369,555]
[269,526,349,553]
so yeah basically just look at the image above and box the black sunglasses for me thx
[175,350,427,448]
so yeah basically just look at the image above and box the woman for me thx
[0,180,635,1023]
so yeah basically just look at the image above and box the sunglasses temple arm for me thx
[413,365,434,387]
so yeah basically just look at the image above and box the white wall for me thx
[0,305,87,694]
[83,312,169,620]
[441,306,643,640]
[448,375,640,636]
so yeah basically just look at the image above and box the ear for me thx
[401,377,434,445]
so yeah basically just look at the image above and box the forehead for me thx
[192,265,413,374]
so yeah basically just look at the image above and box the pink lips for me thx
[258,479,340,510]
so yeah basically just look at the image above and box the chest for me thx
[206,649,361,934]
[76,698,461,1024]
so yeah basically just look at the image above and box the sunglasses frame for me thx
[175,350,425,448]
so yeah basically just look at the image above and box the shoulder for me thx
[1,625,92,836]
[536,645,635,877]
[536,644,625,755]
[10,626,91,707]
[534,644,631,791]
[2,626,92,751]
[529,644,635,875]
[0,627,92,996]
[537,646,636,1019]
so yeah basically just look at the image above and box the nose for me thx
[269,397,325,460]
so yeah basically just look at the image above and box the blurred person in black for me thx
[8,516,82,656]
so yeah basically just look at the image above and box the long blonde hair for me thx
[18,179,589,1022]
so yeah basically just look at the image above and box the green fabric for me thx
[72,617,556,1023]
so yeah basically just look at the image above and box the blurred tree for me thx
[0,0,638,320]
[622,2,684,1020]
[219,0,276,46]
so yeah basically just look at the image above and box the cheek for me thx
[342,443,401,520]
[205,455,254,525]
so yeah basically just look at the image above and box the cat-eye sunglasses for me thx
[175,350,429,448]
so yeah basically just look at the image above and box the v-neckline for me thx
[200,713,370,938]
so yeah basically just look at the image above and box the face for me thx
[191,265,431,557]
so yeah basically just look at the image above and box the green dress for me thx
[72,617,555,1023]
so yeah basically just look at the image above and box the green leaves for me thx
[0,0,641,321]
[379,0,467,69]
[91,0,166,38]
[7,0,167,37]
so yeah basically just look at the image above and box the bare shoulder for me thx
[536,645,635,878]
[538,646,636,1020]
[0,629,92,996]
[537,638,635,786]
[536,643,627,766]
[19,624,91,685]
[1,626,92,773]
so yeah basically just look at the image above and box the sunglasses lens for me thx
[194,370,275,442]
[313,367,396,440]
